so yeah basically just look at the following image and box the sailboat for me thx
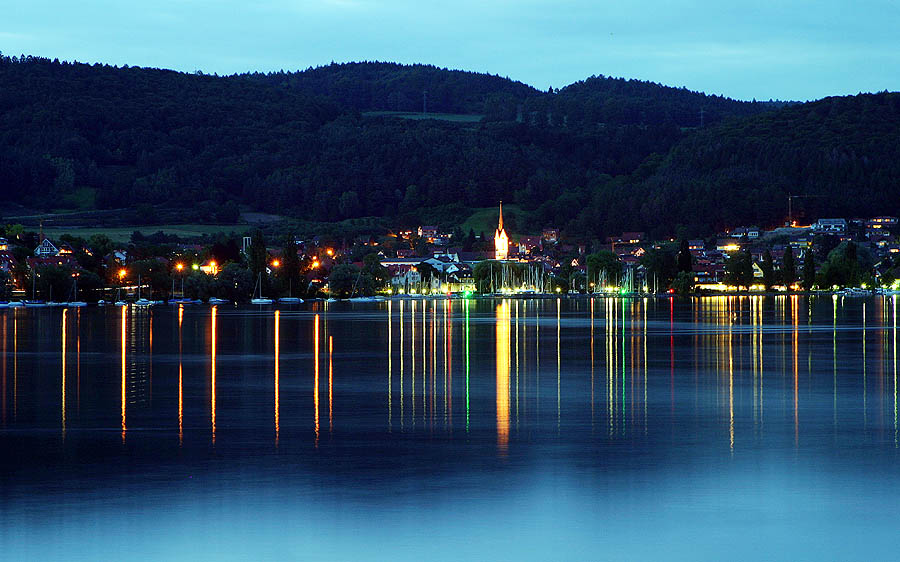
[47,285,67,307]
[348,268,379,302]
[170,274,199,303]
[135,274,153,306]
[251,273,274,304]
[169,277,183,304]
[66,275,88,307]
[279,279,303,304]
[24,269,48,307]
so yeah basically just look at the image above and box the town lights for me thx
[118,268,126,280]
[176,263,184,271]
[192,264,199,271]
[272,259,280,268]
[326,248,333,256]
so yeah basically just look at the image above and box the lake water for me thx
[1,296,898,561]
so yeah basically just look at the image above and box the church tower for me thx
[494,201,509,261]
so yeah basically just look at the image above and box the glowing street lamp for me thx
[272,259,281,268]
[176,263,184,272]
[118,268,127,280]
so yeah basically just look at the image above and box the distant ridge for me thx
[0,53,895,238]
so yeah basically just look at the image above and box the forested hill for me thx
[248,61,768,126]
[0,55,341,219]
[0,54,894,239]
[247,61,538,115]
[602,92,900,235]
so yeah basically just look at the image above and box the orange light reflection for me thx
[275,310,280,445]
[496,301,511,455]
[121,305,126,442]
[211,306,217,443]
[314,313,320,446]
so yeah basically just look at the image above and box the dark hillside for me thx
[621,92,900,234]
[248,61,538,115]
[1,54,894,240]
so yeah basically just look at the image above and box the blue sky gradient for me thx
[3,1,898,100]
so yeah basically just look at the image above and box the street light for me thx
[272,259,280,268]
[118,268,126,280]
[174,262,185,299]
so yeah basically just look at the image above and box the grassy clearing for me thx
[42,224,251,243]
[57,187,97,211]
[363,111,484,123]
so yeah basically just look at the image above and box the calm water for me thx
[1,296,899,561]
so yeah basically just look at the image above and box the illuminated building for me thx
[199,260,219,275]
[494,201,509,261]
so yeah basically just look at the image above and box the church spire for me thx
[494,201,508,261]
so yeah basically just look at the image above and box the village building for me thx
[417,226,439,242]
[26,255,77,270]
[542,228,559,244]
[0,251,17,273]
[34,238,60,257]
[517,235,542,255]
[716,238,741,252]
[608,232,645,245]
[812,218,847,233]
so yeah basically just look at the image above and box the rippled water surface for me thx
[1,296,899,560]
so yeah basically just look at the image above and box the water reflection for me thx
[891,295,898,448]
[211,306,217,443]
[61,308,66,437]
[388,301,392,431]
[178,305,183,445]
[121,305,126,441]
[329,335,333,435]
[3,296,900,454]
[1,313,6,426]
[496,301,510,455]
[275,309,280,445]
[314,313,320,446]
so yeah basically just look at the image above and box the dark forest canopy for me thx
[0,53,896,240]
